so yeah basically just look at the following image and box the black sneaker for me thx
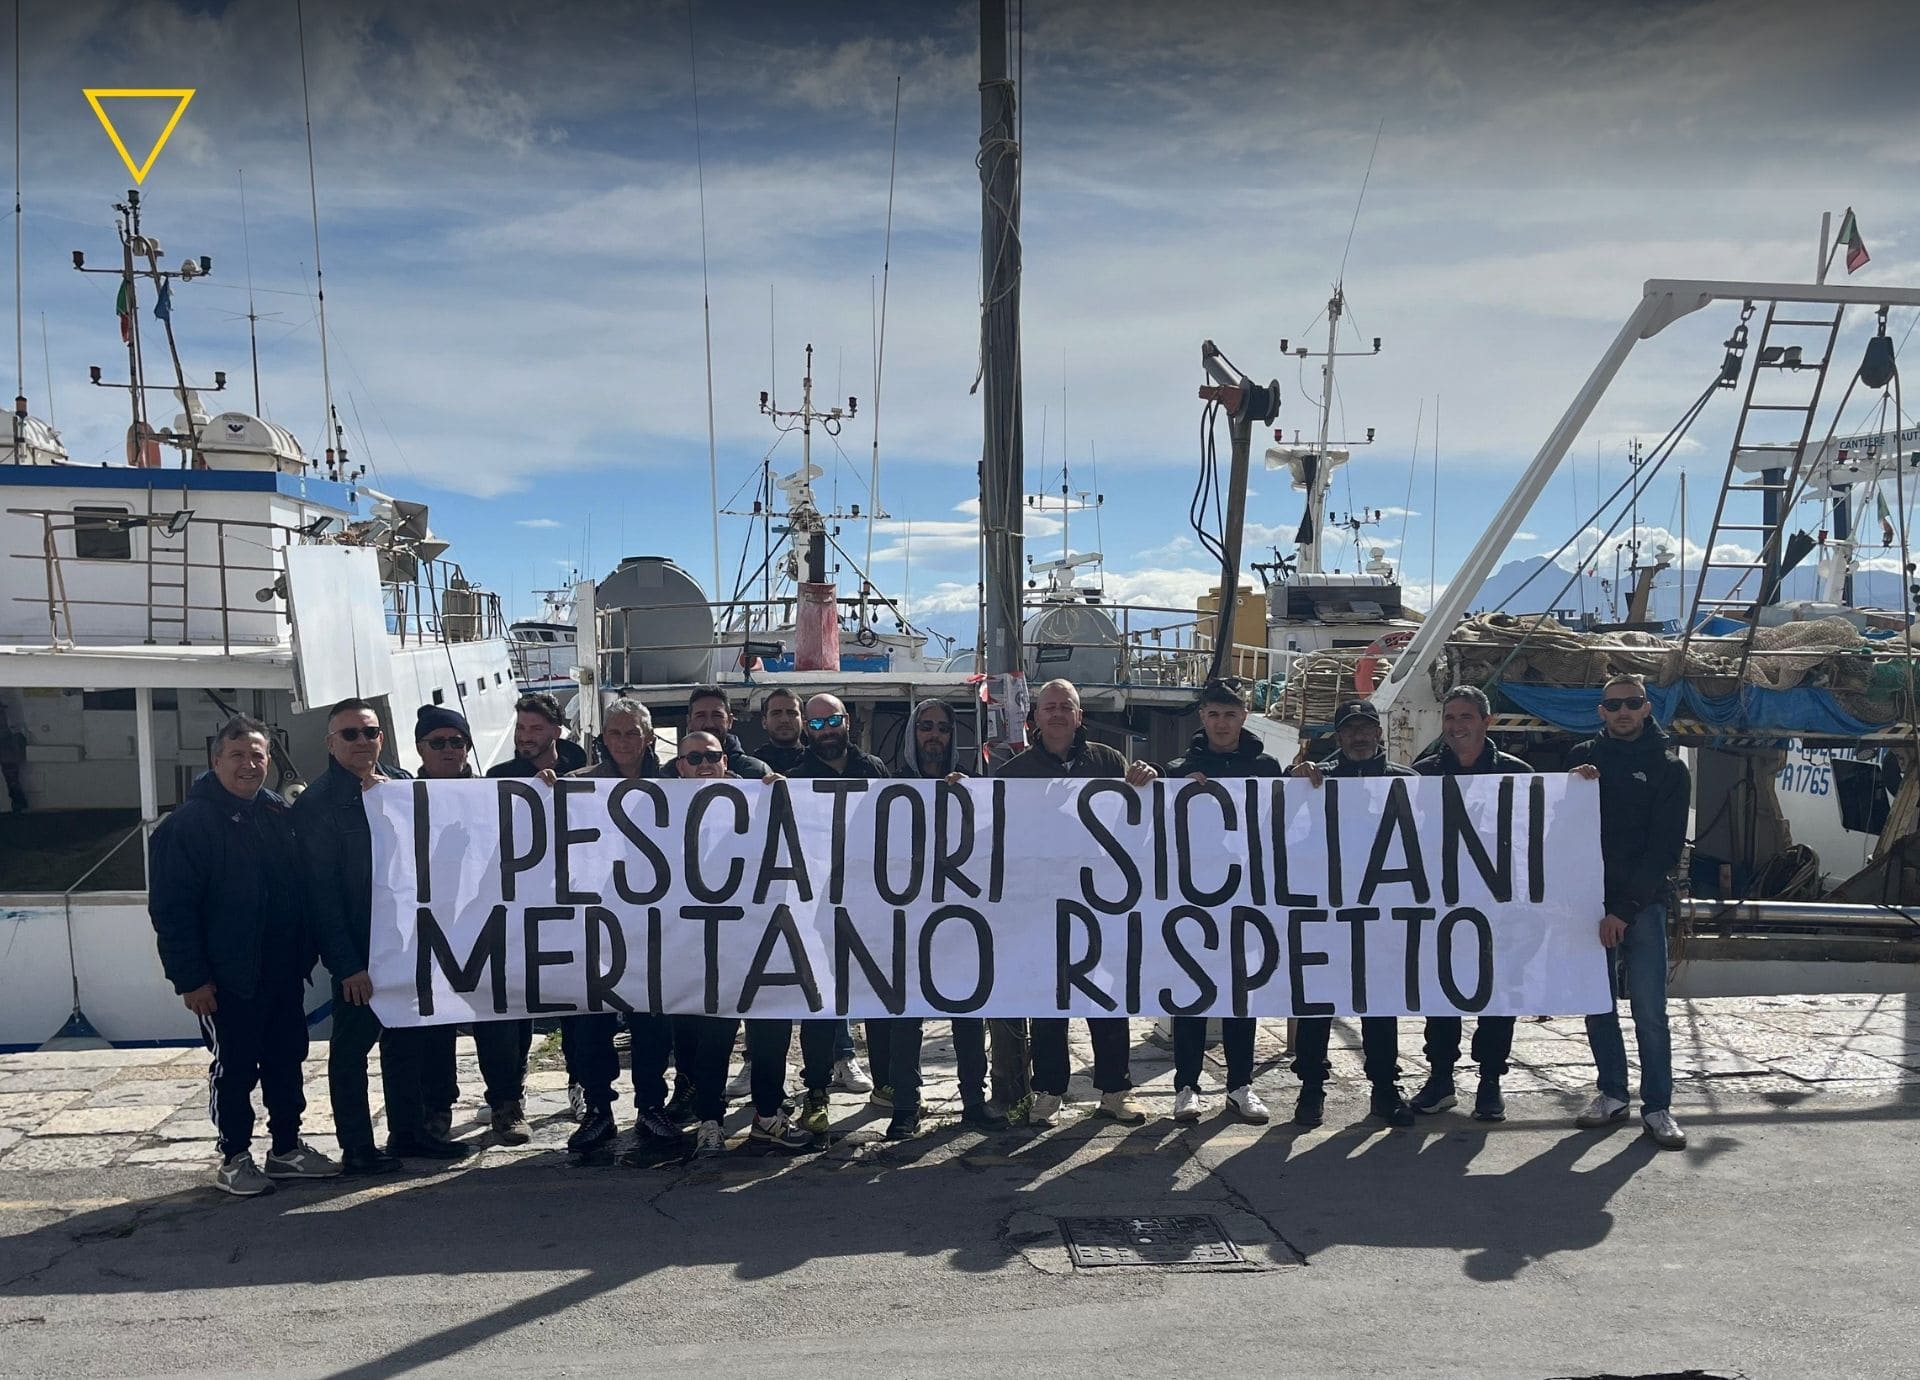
[1293,1083,1326,1128]
[663,1081,697,1126]
[1473,1075,1506,1122]
[567,1108,617,1155]
[386,1134,473,1162]
[1410,1077,1457,1116]
[960,1100,1009,1131]
[340,1145,402,1177]
[1369,1087,1415,1128]
[635,1106,685,1147]
[885,1106,922,1141]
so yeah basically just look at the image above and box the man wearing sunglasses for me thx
[998,678,1159,1127]
[662,727,815,1155]
[1568,674,1690,1151]
[779,694,893,1140]
[299,699,465,1174]
[1288,699,1416,1130]
[1164,678,1282,1127]
[412,706,533,1151]
[1410,686,1534,1123]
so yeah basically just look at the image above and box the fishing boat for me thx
[0,191,518,1049]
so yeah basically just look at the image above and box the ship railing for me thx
[385,557,505,647]
[7,507,296,654]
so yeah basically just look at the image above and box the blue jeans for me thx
[1584,903,1673,1114]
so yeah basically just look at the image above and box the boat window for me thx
[73,506,133,561]
[82,689,180,712]
[495,673,504,685]
[432,688,444,705]
[457,682,467,696]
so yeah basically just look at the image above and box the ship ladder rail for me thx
[1682,298,1850,679]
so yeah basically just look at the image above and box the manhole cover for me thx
[1059,1214,1244,1268]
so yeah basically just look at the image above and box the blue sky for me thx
[9,0,1920,646]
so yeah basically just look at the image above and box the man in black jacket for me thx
[1164,679,1279,1126]
[149,715,337,1196]
[997,679,1159,1126]
[753,686,808,774]
[1411,686,1534,1122]
[298,697,465,1173]
[1569,674,1690,1151]
[488,693,588,778]
[686,685,772,779]
[1288,699,1415,1128]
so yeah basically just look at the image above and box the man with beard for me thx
[754,687,808,774]
[412,705,532,1148]
[1288,699,1415,1129]
[1163,679,1278,1126]
[149,715,337,1195]
[685,685,772,779]
[300,699,466,1172]
[487,693,587,779]
[555,698,687,1161]
[1410,686,1533,1123]
[675,729,810,1159]
[883,696,1007,1132]
[997,679,1159,1126]
[782,693,890,1138]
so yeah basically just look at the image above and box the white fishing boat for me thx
[0,191,517,1049]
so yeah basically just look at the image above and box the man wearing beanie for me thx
[412,706,533,1148]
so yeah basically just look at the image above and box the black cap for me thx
[414,703,472,743]
[1332,699,1380,728]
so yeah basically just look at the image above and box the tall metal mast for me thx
[978,0,1025,754]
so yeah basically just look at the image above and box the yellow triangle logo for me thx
[83,89,197,185]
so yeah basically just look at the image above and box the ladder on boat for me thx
[1681,300,1848,685]
[144,489,192,646]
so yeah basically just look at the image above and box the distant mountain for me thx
[1465,556,1911,625]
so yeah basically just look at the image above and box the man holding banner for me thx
[998,679,1158,1126]
[1164,678,1280,1126]
[1411,686,1534,1123]
[1288,700,1416,1129]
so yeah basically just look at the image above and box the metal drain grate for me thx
[1059,1214,1245,1268]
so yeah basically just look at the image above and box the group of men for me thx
[147,670,1689,1198]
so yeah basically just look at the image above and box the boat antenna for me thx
[294,0,340,474]
[237,167,262,414]
[1428,393,1439,609]
[864,74,902,626]
[39,311,52,424]
[688,0,722,606]
[12,0,21,410]
[1338,118,1383,291]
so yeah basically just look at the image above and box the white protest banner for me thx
[366,775,1611,1026]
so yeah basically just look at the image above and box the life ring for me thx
[855,626,879,649]
[1353,629,1416,696]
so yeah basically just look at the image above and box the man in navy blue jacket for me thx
[149,715,337,1196]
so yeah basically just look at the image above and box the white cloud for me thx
[517,518,564,529]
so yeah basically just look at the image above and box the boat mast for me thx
[1303,290,1341,575]
[978,0,1025,750]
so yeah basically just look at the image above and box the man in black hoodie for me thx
[1568,674,1690,1151]
[686,685,771,779]
[1411,686,1534,1122]
[149,715,337,1196]
[753,687,809,774]
[1288,699,1415,1128]
[1164,679,1279,1126]
[298,698,465,1173]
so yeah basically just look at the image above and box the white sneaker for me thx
[693,1120,726,1158]
[212,1151,275,1197]
[1028,1092,1063,1125]
[832,1056,874,1093]
[1226,1085,1271,1125]
[567,1082,588,1121]
[1173,1087,1207,1123]
[1642,1109,1687,1150]
[263,1141,341,1179]
[1576,1093,1630,1128]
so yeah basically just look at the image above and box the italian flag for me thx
[115,280,133,343]
[1837,208,1870,274]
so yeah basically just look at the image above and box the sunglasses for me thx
[332,726,383,742]
[806,714,848,731]
[680,750,724,766]
[915,719,953,734]
[1600,696,1648,712]
[422,735,468,752]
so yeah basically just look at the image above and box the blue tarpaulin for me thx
[1496,680,1883,737]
